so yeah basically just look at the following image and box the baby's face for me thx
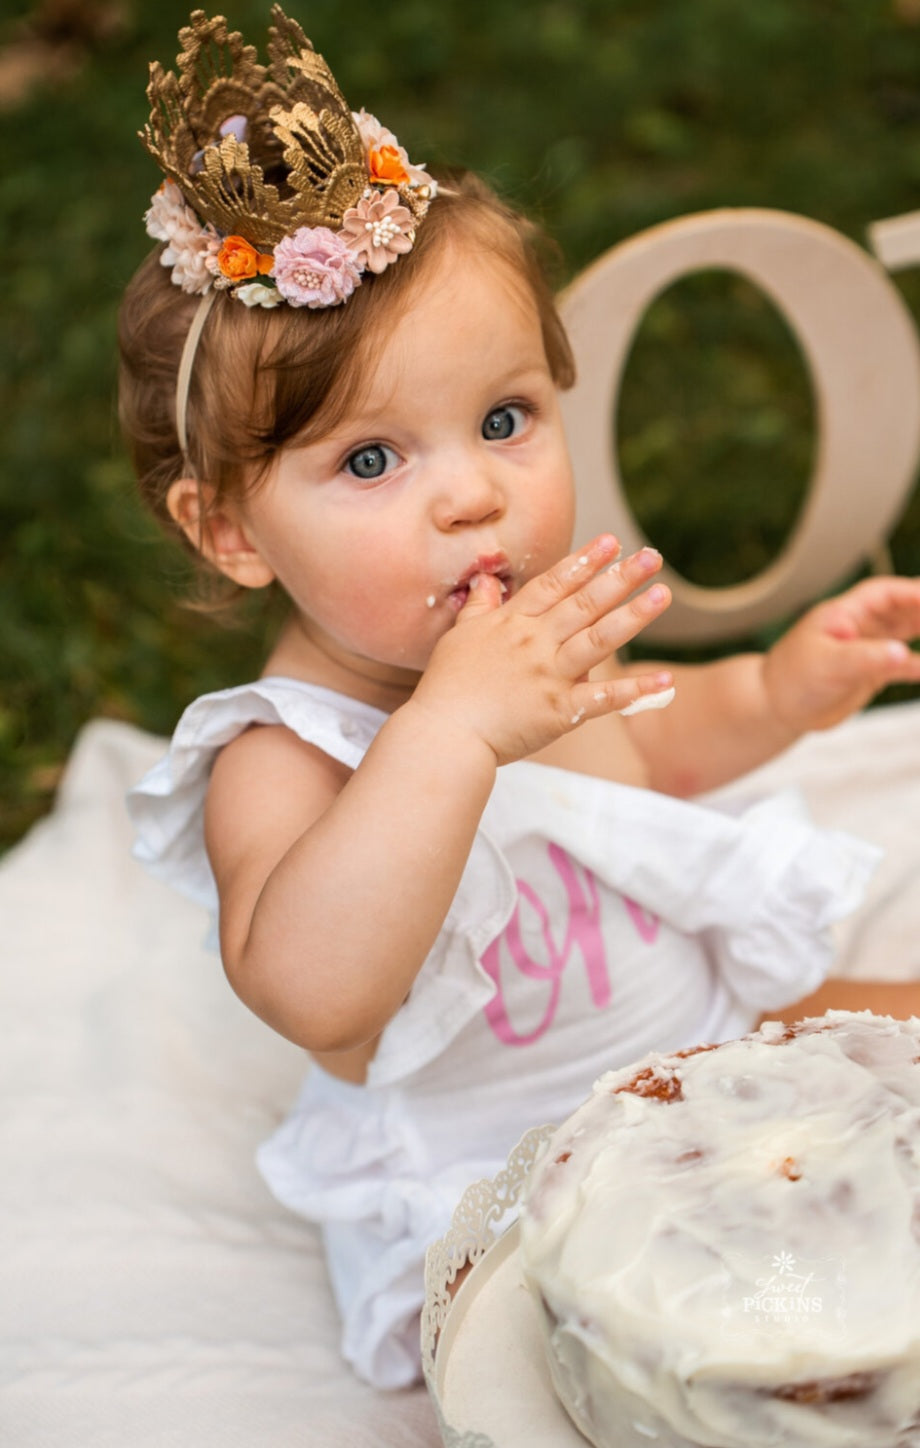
[235,248,576,688]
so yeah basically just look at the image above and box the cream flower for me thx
[235,280,283,308]
[341,189,415,275]
[145,180,220,295]
[351,108,436,193]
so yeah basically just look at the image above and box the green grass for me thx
[4,0,920,850]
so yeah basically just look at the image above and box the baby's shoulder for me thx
[209,714,352,815]
[205,717,352,883]
[200,674,383,832]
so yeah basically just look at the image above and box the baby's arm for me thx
[206,537,672,1055]
[759,978,920,1026]
[621,575,920,797]
[617,652,794,796]
[206,703,499,1054]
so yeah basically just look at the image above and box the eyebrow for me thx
[488,358,554,390]
[313,354,554,450]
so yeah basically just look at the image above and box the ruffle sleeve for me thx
[126,678,388,946]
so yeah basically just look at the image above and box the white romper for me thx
[128,677,878,1389]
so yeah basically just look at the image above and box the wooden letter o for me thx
[559,209,920,643]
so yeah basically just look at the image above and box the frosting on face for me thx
[519,1011,920,1448]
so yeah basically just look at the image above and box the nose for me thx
[431,451,506,531]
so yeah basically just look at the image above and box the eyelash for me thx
[339,399,539,482]
[482,400,537,441]
[342,442,401,482]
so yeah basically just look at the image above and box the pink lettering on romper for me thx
[623,897,660,943]
[481,843,659,1046]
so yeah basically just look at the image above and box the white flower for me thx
[235,280,283,308]
[145,180,220,295]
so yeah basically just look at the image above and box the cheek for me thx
[529,456,577,557]
[307,554,423,646]
[556,478,576,546]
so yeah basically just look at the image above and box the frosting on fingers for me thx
[618,685,676,717]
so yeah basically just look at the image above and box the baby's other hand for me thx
[763,575,920,732]
[412,535,673,765]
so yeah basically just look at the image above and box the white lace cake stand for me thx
[422,1125,588,1448]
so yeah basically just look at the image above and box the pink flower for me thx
[341,189,415,275]
[351,108,436,193]
[272,226,363,307]
[145,180,220,295]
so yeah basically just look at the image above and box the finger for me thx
[556,578,672,678]
[567,544,666,624]
[454,570,504,623]
[870,638,920,684]
[517,534,623,615]
[518,536,666,637]
[547,544,667,648]
[567,671,675,728]
[822,579,920,641]
[829,638,920,703]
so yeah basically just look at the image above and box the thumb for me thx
[456,571,504,622]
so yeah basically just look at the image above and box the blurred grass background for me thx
[4,0,920,852]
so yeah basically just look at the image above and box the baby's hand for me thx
[763,575,920,732]
[412,535,673,765]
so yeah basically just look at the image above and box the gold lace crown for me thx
[140,7,437,309]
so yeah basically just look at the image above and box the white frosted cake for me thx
[519,1011,920,1448]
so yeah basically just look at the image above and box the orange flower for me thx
[368,144,409,186]
[217,235,274,281]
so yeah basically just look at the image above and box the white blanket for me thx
[3,705,920,1445]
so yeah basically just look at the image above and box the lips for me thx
[447,554,513,610]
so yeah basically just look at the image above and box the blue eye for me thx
[482,404,528,441]
[344,443,399,480]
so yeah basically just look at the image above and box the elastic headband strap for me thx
[175,290,217,464]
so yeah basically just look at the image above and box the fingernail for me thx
[646,584,668,605]
[468,573,482,590]
[887,640,910,661]
[638,547,662,570]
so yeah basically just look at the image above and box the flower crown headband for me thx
[140,7,438,453]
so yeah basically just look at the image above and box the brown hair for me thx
[117,170,575,545]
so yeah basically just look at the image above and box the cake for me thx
[518,1011,920,1448]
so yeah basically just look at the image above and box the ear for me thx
[166,478,276,590]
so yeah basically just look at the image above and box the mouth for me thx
[446,554,513,611]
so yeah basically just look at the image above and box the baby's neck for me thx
[262,613,419,714]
